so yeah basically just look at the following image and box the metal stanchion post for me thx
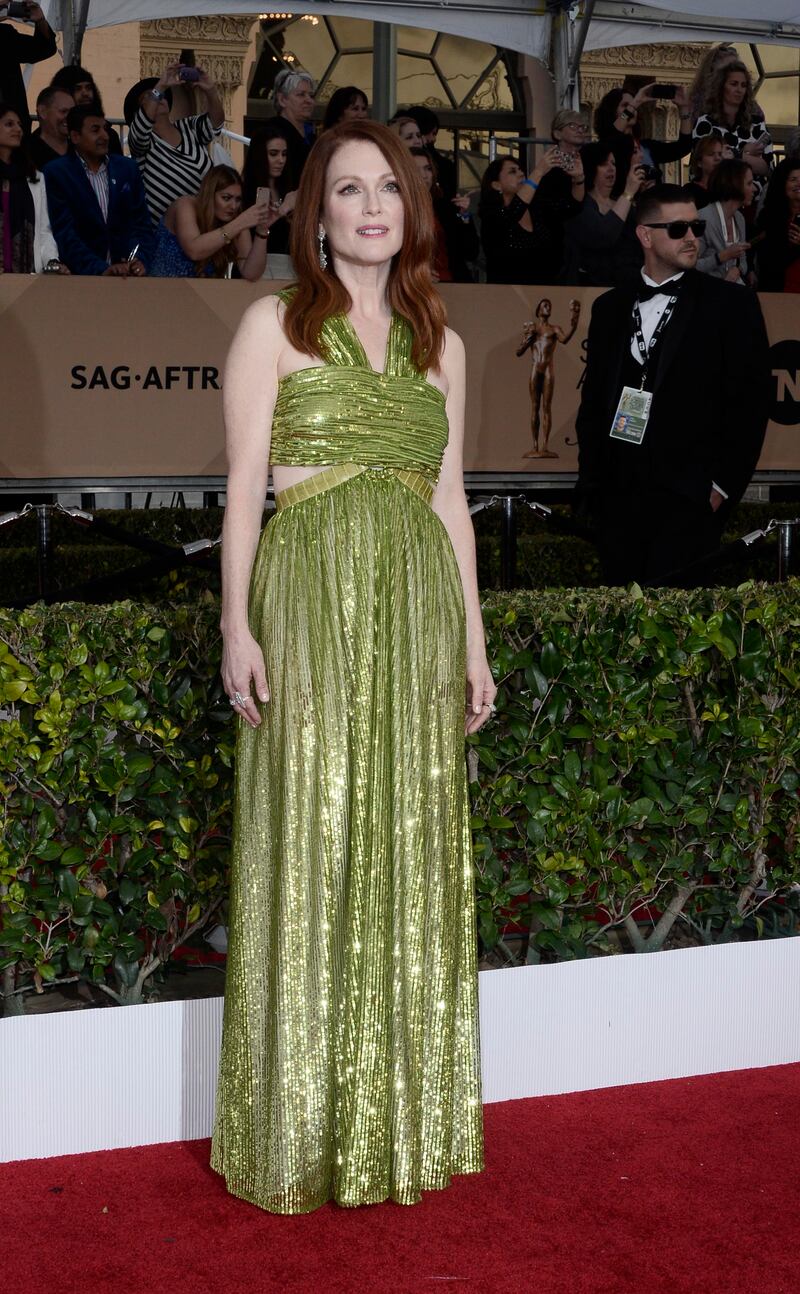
[36,504,52,600]
[500,496,517,589]
[777,521,793,581]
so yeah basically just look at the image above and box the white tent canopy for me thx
[42,0,800,111]
[46,0,797,71]
[585,0,800,51]
[46,1,553,63]
[47,0,800,52]
[630,0,800,23]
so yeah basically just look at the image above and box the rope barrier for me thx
[1,499,796,605]
[0,503,221,607]
[466,493,799,590]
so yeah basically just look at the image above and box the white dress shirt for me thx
[631,270,726,498]
[629,270,683,362]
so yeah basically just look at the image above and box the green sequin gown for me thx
[210,298,484,1214]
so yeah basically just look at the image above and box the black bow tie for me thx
[638,281,680,302]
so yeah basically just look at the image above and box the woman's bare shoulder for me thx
[442,325,465,356]
[441,325,466,376]
[237,291,285,339]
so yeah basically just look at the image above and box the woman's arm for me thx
[32,176,59,268]
[432,329,497,734]
[127,104,155,156]
[648,133,693,164]
[196,67,226,130]
[219,295,282,728]
[173,194,270,263]
[235,226,268,281]
[646,84,694,162]
[135,62,182,128]
[740,135,770,177]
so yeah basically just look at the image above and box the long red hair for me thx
[285,119,447,373]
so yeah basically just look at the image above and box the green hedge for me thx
[1,502,797,603]
[1,585,798,1013]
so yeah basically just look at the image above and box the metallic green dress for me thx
[210,300,484,1214]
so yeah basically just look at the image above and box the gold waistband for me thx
[274,463,435,511]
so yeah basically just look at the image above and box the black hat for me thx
[123,77,172,126]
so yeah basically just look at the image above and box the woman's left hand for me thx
[673,85,691,115]
[465,654,497,735]
[195,66,215,91]
[451,193,471,214]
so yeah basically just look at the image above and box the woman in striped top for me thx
[123,62,225,226]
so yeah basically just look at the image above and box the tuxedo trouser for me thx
[594,487,723,588]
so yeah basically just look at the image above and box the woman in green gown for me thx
[211,119,497,1214]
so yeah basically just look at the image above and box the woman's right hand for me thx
[615,93,638,131]
[719,241,750,263]
[624,151,646,196]
[532,146,561,183]
[240,199,273,230]
[156,61,183,92]
[221,627,270,729]
[632,82,656,108]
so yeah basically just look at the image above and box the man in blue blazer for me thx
[44,105,154,275]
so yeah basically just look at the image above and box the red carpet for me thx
[5,1064,800,1294]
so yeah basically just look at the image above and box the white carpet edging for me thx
[2,936,799,1162]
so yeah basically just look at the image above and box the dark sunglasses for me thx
[642,219,706,239]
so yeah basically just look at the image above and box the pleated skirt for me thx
[210,468,484,1213]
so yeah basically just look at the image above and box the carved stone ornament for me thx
[140,15,258,124]
[581,43,706,143]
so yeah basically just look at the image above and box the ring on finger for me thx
[230,691,251,707]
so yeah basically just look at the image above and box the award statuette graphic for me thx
[516,297,581,458]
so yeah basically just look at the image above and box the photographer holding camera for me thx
[124,61,225,226]
[0,2,57,135]
[594,82,694,199]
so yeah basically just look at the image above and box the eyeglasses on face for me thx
[642,219,706,239]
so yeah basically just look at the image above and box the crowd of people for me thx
[480,47,800,293]
[1,9,798,291]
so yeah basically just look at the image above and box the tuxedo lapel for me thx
[607,287,637,400]
[651,271,700,396]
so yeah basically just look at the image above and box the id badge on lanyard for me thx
[609,295,678,445]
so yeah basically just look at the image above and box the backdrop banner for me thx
[1,278,799,480]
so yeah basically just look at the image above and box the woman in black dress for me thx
[478,150,560,284]
[562,142,646,288]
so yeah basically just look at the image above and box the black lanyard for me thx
[632,295,679,391]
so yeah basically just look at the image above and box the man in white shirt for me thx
[575,184,770,586]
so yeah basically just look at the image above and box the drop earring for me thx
[318,229,328,271]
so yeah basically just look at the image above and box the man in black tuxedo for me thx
[575,183,770,586]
